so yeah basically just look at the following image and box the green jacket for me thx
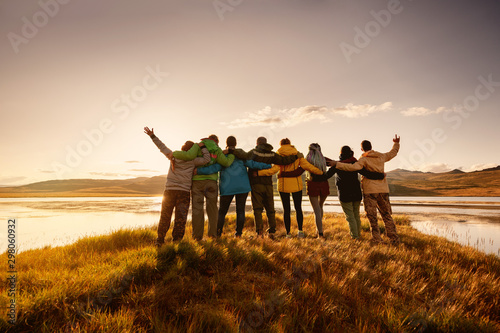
[172,139,235,181]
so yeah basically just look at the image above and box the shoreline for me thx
[1,194,500,198]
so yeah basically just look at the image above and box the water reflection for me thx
[0,197,498,255]
[411,220,500,256]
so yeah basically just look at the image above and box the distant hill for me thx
[0,176,166,197]
[1,166,499,197]
[386,166,500,196]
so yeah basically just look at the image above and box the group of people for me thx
[144,126,401,246]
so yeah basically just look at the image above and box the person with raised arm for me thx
[329,135,401,244]
[144,127,210,246]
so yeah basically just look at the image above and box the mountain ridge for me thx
[1,166,499,197]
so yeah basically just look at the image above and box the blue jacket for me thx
[197,157,271,196]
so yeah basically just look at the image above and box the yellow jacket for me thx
[258,144,323,193]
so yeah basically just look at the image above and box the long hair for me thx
[306,143,327,173]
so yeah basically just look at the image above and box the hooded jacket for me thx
[258,144,323,193]
[172,139,235,181]
[151,135,211,192]
[196,157,271,196]
[335,142,399,194]
[234,143,298,186]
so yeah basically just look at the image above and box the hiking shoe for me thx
[297,231,305,239]
[318,233,325,239]
[155,239,164,248]
[268,233,275,240]
[286,233,292,239]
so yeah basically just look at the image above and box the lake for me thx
[1,196,499,256]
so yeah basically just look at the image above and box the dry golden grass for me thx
[1,213,499,332]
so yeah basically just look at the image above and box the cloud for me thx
[129,169,159,172]
[401,106,450,116]
[39,169,56,174]
[464,163,498,172]
[224,102,392,129]
[125,160,141,163]
[417,163,453,173]
[332,102,393,118]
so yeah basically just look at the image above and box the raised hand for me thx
[393,134,400,143]
[144,127,154,137]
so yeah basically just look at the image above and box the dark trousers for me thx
[279,191,303,234]
[157,189,191,242]
[217,192,249,236]
[251,184,276,234]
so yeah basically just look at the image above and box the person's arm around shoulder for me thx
[192,144,211,167]
[278,167,305,178]
[332,159,365,172]
[233,148,252,161]
[325,166,337,179]
[383,135,400,162]
[216,148,235,167]
[358,168,385,180]
[244,159,272,170]
[196,162,222,175]
[272,153,298,165]
[173,143,201,161]
[257,164,280,176]
[298,157,323,175]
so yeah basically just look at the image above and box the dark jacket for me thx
[233,143,298,186]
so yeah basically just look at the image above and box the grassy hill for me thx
[1,214,499,332]
[385,167,500,196]
[0,176,166,197]
[1,166,499,197]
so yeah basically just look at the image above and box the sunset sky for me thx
[1,0,499,186]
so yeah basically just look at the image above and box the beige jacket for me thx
[335,142,399,194]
